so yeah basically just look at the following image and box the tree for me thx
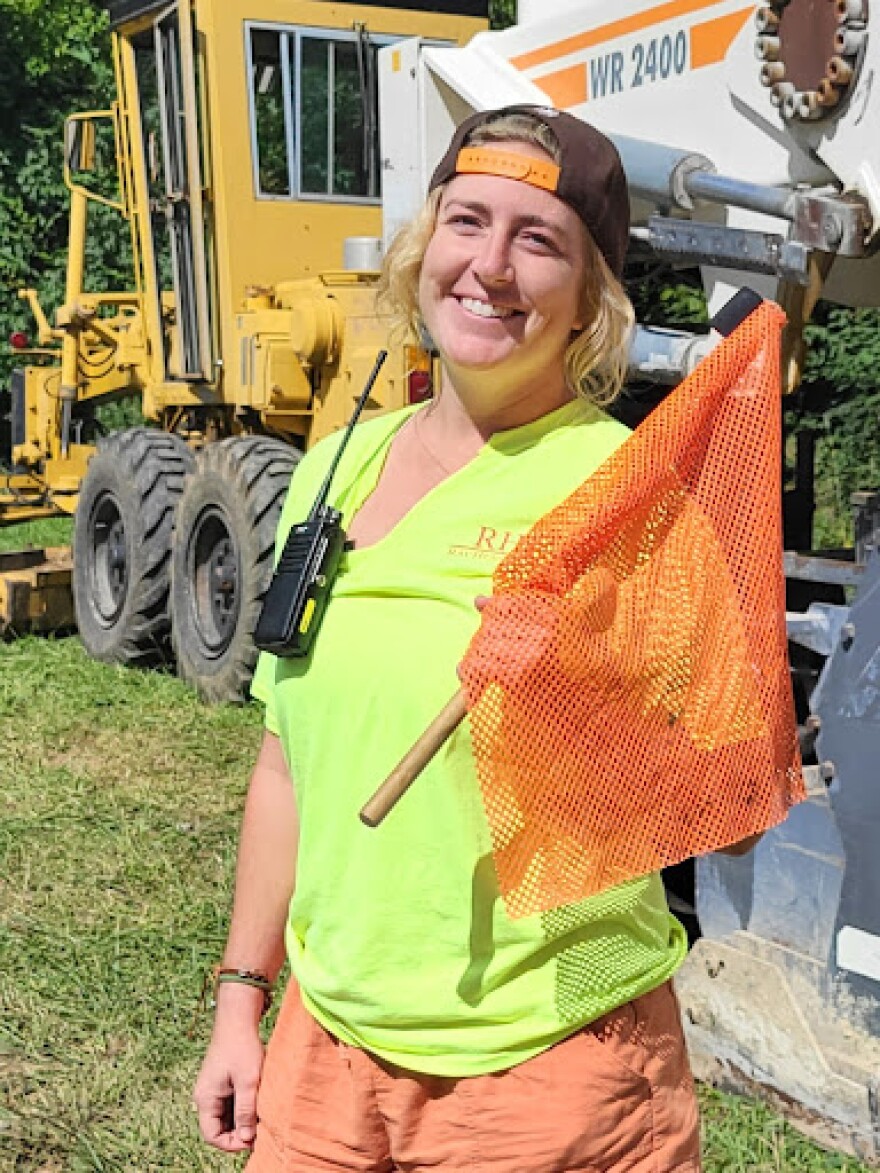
[788,305,880,545]
[0,0,126,385]
[490,0,516,28]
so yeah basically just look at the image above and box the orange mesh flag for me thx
[459,300,805,919]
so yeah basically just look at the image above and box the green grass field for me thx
[0,521,873,1170]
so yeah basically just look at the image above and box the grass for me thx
[0,630,874,1171]
[699,1089,871,1172]
[0,638,262,1171]
[0,517,73,553]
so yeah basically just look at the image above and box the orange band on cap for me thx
[455,147,561,193]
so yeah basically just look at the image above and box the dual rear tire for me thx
[73,428,194,666]
[170,437,298,703]
[73,430,298,701]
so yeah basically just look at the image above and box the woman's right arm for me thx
[193,730,299,1153]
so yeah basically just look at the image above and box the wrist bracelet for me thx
[211,966,274,1016]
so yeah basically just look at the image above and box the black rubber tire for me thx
[170,436,299,703]
[73,428,195,666]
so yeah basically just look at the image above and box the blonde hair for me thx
[378,112,634,407]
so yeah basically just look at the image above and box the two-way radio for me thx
[253,350,388,658]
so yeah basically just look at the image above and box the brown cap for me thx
[429,105,630,278]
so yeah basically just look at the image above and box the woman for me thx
[194,105,703,1171]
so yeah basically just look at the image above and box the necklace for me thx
[411,410,462,476]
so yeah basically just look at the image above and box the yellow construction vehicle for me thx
[0,0,484,700]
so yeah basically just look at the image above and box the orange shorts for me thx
[247,981,700,1172]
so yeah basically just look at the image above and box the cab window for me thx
[246,24,387,202]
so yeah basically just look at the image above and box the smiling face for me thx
[417,142,589,426]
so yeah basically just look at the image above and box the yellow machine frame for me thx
[2,0,484,520]
[0,0,485,684]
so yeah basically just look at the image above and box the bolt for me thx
[841,622,856,648]
[817,78,842,108]
[755,6,781,32]
[819,760,836,783]
[798,91,823,120]
[782,90,800,119]
[827,55,854,84]
[771,81,795,108]
[822,213,843,247]
[755,35,781,61]
[761,61,787,85]
[834,26,865,55]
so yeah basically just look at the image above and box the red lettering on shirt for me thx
[450,527,524,558]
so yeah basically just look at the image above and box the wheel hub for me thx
[90,492,129,625]
[756,0,868,122]
[189,506,242,656]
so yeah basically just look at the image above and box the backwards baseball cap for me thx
[429,105,630,279]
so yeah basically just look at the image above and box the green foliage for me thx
[489,0,517,29]
[0,0,130,386]
[788,304,880,547]
[96,395,146,433]
[0,516,72,552]
[802,305,880,396]
[628,263,708,327]
[251,31,290,195]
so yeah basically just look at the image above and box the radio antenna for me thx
[309,350,387,521]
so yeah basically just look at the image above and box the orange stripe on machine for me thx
[535,30,687,103]
[533,63,588,107]
[530,7,753,105]
[690,7,753,68]
[510,0,731,72]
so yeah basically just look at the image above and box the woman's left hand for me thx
[193,991,267,1152]
[460,594,559,699]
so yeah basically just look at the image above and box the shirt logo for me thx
[449,526,523,559]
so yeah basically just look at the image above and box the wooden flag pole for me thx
[359,691,467,826]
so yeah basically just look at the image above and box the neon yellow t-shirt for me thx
[251,399,688,1076]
